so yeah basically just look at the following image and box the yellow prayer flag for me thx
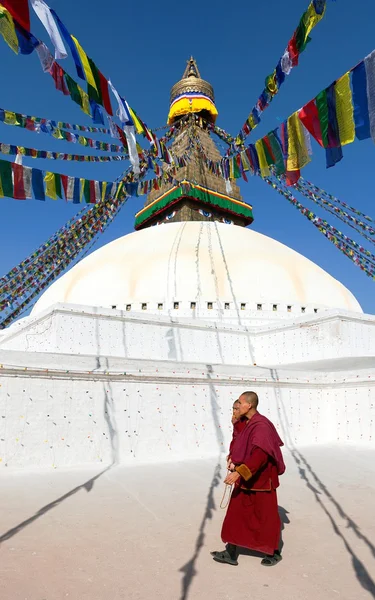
[335,73,355,146]
[0,7,18,54]
[44,172,57,200]
[255,140,270,177]
[286,112,310,172]
[80,178,85,203]
[78,136,88,147]
[0,176,4,198]
[101,181,107,201]
[79,88,91,116]
[303,2,325,42]
[52,128,64,140]
[4,111,17,125]
[128,107,144,135]
[70,36,98,92]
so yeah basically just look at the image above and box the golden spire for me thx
[168,57,217,124]
[169,57,215,104]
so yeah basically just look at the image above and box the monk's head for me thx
[232,400,241,422]
[237,391,259,418]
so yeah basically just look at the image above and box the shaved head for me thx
[240,392,259,409]
[237,391,259,417]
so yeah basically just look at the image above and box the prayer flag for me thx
[50,9,84,79]
[298,99,324,147]
[98,71,113,116]
[0,159,13,197]
[334,73,355,146]
[44,171,57,199]
[35,41,54,71]
[71,36,98,92]
[30,0,67,59]
[32,168,45,200]
[49,62,70,95]
[0,6,19,54]
[255,139,270,177]
[351,62,371,141]
[316,90,329,147]
[1,0,30,31]
[12,163,26,199]
[364,50,375,144]
[286,112,311,171]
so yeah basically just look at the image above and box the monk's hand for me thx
[224,471,240,485]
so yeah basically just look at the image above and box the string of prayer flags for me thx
[294,178,375,246]
[236,0,328,144]
[0,198,127,326]
[0,157,122,203]
[0,108,127,152]
[0,141,127,163]
[264,176,375,280]
[298,177,375,224]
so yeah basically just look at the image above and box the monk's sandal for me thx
[211,550,238,566]
[261,551,282,567]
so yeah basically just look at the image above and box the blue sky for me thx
[0,0,374,313]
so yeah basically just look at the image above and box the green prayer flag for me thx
[0,159,13,198]
[316,90,329,148]
[65,74,83,108]
[84,179,91,203]
[55,173,63,199]
[87,58,102,105]
[268,132,285,175]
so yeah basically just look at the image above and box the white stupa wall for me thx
[1,304,374,366]
[0,349,374,469]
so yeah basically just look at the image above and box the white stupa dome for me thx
[31,222,361,317]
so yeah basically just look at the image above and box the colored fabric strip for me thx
[334,73,355,146]
[351,62,371,141]
[15,21,38,54]
[364,49,375,143]
[0,6,19,54]
[316,90,329,147]
[298,99,324,146]
[44,171,57,200]
[13,163,26,200]
[32,168,45,200]
[255,139,270,177]
[98,70,113,116]
[71,36,98,92]
[0,159,13,197]
[325,84,343,168]
[30,0,67,59]
[50,9,85,80]
[1,0,30,31]
[286,112,310,171]
[268,130,285,175]
[64,73,84,107]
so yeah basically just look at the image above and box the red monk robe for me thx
[222,413,285,556]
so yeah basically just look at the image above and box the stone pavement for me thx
[0,445,374,600]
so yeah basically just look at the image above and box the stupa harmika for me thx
[0,60,374,469]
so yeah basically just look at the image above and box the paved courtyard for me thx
[1,445,374,600]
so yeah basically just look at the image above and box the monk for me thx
[227,400,247,463]
[212,391,285,567]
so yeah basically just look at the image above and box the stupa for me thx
[0,59,374,469]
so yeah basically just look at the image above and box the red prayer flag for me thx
[1,0,30,31]
[49,62,70,96]
[299,100,324,147]
[287,34,299,67]
[98,70,113,116]
[12,163,26,200]
[89,180,96,203]
[61,174,68,200]
[285,169,300,186]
